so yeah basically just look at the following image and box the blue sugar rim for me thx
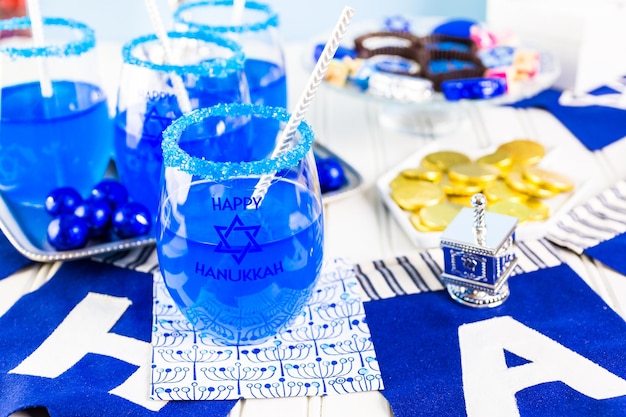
[0,17,95,58]
[174,0,279,34]
[162,103,313,181]
[122,31,245,77]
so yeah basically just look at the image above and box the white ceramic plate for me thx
[377,140,598,248]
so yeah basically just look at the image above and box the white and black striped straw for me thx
[250,6,356,204]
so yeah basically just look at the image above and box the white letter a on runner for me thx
[459,316,626,417]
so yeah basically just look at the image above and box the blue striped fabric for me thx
[547,179,626,254]
[547,179,626,275]
[353,239,562,302]
[97,237,564,303]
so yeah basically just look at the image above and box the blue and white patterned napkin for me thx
[151,258,383,401]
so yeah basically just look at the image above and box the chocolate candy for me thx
[313,43,356,61]
[354,31,420,59]
[441,77,506,101]
[367,72,433,103]
[429,59,477,74]
[469,24,498,49]
[324,59,351,86]
[384,15,411,33]
[369,54,420,76]
[478,46,516,69]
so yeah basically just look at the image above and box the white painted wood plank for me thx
[321,392,392,417]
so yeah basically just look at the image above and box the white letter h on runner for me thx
[10,292,165,411]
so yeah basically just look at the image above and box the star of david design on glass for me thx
[214,215,262,264]
[142,96,179,140]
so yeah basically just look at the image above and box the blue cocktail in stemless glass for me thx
[156,103,324,345]
[0,17,112,241]
[174,0,287,107]
[114,31,252,221]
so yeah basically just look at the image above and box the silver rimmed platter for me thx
[0,142,362,262]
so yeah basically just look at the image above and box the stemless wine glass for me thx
[173,0,287,107]
[156,103,324,345]
[0,17,112,241]
[114,30,250,221]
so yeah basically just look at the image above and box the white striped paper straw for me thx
[250,6,356,205]
[143,0,193,114]
[26,0,53,98]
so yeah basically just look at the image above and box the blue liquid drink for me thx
[114,32,252,220]
[246,59,287,107]
[0,17,113,246]
[173,1,288,108]
[157,179,323,344]
[156,103,323,345]
[114,92,252,216]
[0,80,111,206]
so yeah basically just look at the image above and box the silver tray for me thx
[0,142,362,262]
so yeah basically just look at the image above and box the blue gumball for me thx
[316,157,346,193]
[45,187,83,216]
[73,199,113,237]
[112,201,152,238]
[47,214,90,250]
[91,179,129,209]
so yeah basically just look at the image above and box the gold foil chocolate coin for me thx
[419,201,463,231]
[390,180,445,210]
[447,194,474,207]
[525,198,550,221]
[522,166,575,192]
[497,139,545,166]
[504,171,559,199]
[401,166,442,182]
[439,176,483,196]
[483,179,527,203]
[410,213,435,232]
[390,175,417,189]
[488,200,532,223]
[476,150,513,172]
[422,151,471,172]
[448,162,500,185]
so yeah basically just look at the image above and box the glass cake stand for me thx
[306,17,561,136]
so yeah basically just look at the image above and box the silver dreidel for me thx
[439,193,518,307]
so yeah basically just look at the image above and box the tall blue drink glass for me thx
[114,31,252,222]
[174,0,287,108]
[156,103,324,345]
[0,17,112,243]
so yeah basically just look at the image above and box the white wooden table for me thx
[5,41,626,417]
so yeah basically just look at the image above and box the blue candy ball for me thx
[45,187,83,216]
[74,199,113,237]
[316,157,346,193]
[91,179,129,209]
[112,201,152,238]
[47,214,90,250]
